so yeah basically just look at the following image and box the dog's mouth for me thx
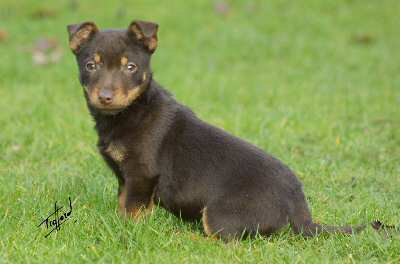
[91,104,127,115]
[85,87,133,115]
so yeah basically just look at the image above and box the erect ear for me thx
[67,22,98,54]
[127,20,158,53]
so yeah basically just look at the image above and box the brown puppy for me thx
[67,20,387,240]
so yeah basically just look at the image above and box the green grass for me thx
[1,0,399,263]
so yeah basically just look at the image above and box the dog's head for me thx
[67,20,158,114]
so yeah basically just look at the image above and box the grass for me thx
[1,0,399,263]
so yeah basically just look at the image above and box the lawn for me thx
[0,0,399,263]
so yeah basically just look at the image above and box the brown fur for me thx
[123,191,155,220]
[94,53,101,63]
[67,19,394,241]
[106,141,126,163]
[202,207,213,236]
[130,24,144,40]
[87,82,147,112]
[118,188,127,212]
[69,23,98,52]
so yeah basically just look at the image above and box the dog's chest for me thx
[105,141,127,163]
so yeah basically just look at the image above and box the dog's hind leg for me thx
[202,195,289,241]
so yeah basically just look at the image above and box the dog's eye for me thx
[126,63,138,73]
[85,61,97,72]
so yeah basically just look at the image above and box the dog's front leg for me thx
[120,172,156,220]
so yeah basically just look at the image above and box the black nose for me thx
[98,89,113,105]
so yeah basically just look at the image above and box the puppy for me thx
[67,20,386,240]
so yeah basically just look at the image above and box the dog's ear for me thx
[67,22,98,54]
[127,20,158,53]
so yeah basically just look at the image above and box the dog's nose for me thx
[98,89,113,105]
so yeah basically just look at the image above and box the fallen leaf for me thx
[11,144,21,152]
[32,51,48,65]
[31,37,63,65]
[214,0,230,16]
[335,136,340,145]
[0,29,8,42]
[31,8,57,19]
[351,33,375,45]
[34,37,59,51]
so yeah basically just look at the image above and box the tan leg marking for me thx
[118,187,127,213]
[121,191,155,221]
[202,207,214,236]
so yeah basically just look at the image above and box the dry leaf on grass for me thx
[214,0,230,16]
[351,33,375,45]
[31,8,57,19]
[0,29,8,42]
[31,37,63,65]
[11,144,21,152]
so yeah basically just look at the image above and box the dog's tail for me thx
[290,203,394,237]
[291,218,366,237]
